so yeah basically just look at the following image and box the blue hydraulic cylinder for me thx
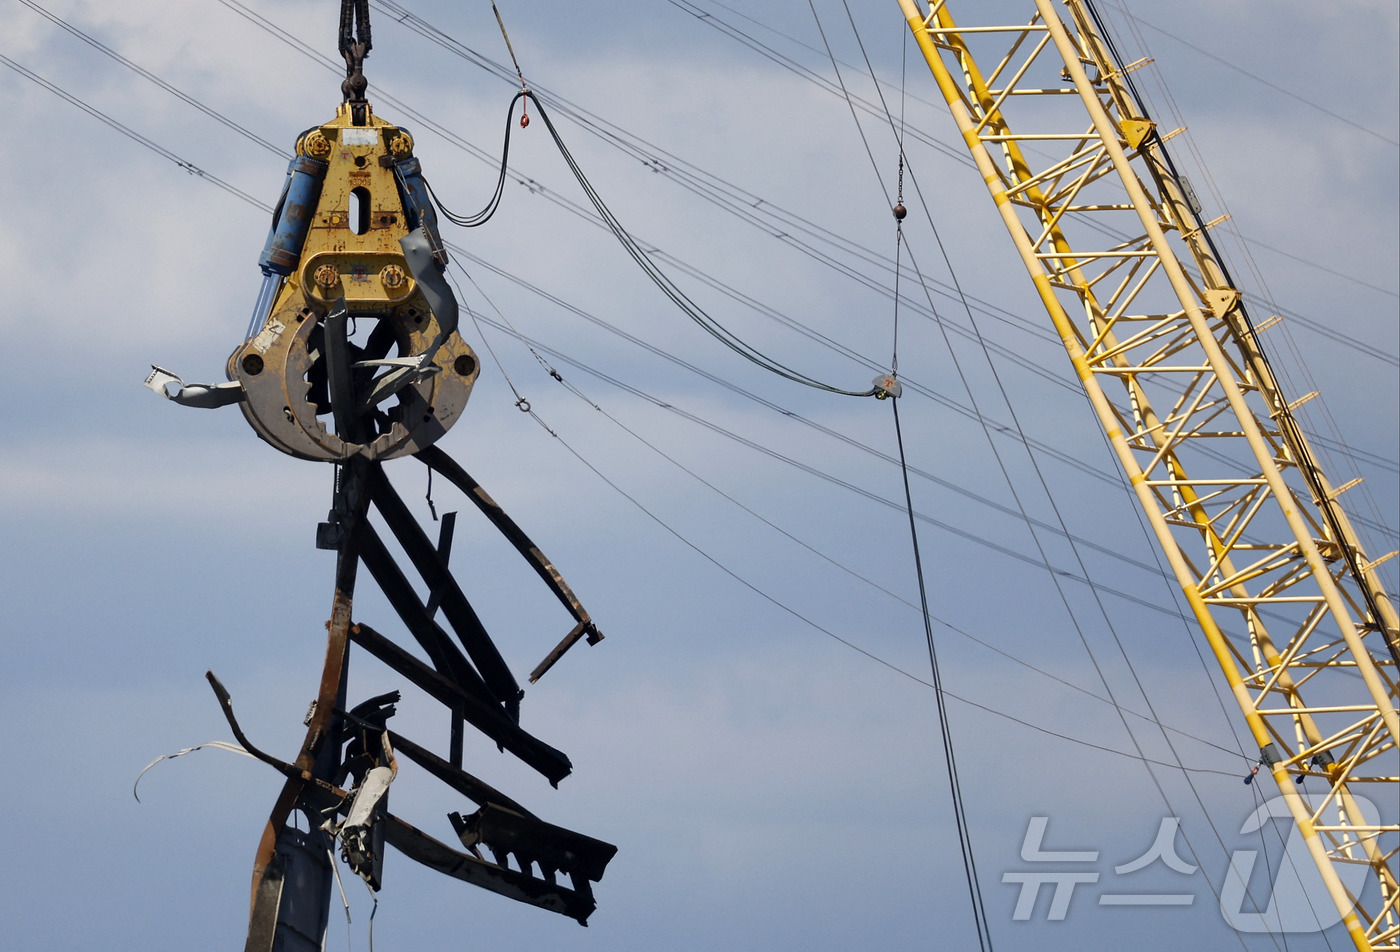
[245,270,282,340]
[257,154,329,276]
[393,156,448,265]
[246,154,327,339]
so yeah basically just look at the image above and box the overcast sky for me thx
[1,1,1396,950]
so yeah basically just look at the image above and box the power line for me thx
[0,52,269,211]
[1129,13,1399,149]
[672,0,1400,363]
[15,0,288,158]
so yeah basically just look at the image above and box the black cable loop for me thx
[421,88,873,394]
[517,90,877,399]
[419,91,526,228]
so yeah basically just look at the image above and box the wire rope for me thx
[15,0,287,156]
[804,2,994,945]
[1129,13,1398,150]
[0,52,269,210]
[891,397,993,951]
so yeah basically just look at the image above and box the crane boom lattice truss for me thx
[898,1,1399,948]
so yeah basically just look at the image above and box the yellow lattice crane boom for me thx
[897,1,1399,948]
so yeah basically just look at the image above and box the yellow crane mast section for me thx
[897,1,1398,949]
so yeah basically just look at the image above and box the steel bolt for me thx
[389,134,412,157]
[314,265,340,289]
[380,265,406,289]
[303,132,331,158]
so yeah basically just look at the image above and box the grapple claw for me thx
[225,104,478,461]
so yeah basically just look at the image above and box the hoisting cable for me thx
[890,203,996,952]
[891,401,994,952]
[805,0,993,944]
[879,37,991,952]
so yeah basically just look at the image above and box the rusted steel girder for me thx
[241,457,369,952]
[221,447,612,950]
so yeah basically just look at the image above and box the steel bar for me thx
[383,727,534,816]
[350,621,573,785]
[384,814,598,924]
[368,464,522,715]
[354,515,498,704]
[415,446,596,631]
